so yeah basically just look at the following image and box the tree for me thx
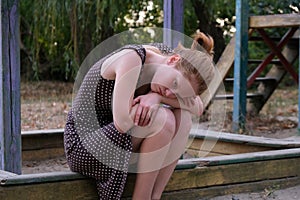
[19,0,299,81]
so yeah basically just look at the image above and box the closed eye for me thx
[172,79,178,89]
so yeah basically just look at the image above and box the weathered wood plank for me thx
[22,129,65,161]
[161,177,300,200]
[22,131,63,150]
[0,0,21,174]
[22,148,65,161]
[1,155,300,199]
[166,157,300,192]
[249,14,300,28]
[19,129,300,161]
[188,139,273,156]
[179,148,300,167]
[0,171,86,185]
[190,130,300,148]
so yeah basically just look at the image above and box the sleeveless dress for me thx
[64,44,173,199]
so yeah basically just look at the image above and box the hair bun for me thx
[191,31,214,57]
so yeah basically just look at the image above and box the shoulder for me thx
[101,48,143,79]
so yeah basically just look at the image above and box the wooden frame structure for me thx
[1,129,300,199]
[0,0,300,199]
[0,0,21,174]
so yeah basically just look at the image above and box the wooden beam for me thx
[299,27,300,132]
[0,0,21,174]
[249,14,300,28]
[2,155,300,199]
[232,0,249,132]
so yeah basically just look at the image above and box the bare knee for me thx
[130,107,176,139]
[173,109,192,133]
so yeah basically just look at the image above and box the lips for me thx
[159,87,164,96]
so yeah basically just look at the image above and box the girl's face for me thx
[151,65,197,99]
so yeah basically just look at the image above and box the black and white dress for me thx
[64,44,172,199]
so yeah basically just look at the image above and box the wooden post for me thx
[298,31,300,135]
[0,0,21,174]
[163,0,184,48]
[232,0,248,132]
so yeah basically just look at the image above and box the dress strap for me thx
[121,44,146,64]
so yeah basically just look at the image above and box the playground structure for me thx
[1,0,300,199]
[1,129,300,199]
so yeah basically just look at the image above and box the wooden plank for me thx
[0,0,21,174]
[0,179,98,200]
[1,155,300,199]
[0,171,86,185]
[167,157,300,192]
[161,177,300,200]
[188,139,273,156]
[22,129,64,161]
[22,131,63,150]
[22,148,65,161]
[232,0,249,132]
[214,93,263,100]
[190,130,300,148]
[249,14,300,28]
[179,148,300,167]
[21,128,64,136]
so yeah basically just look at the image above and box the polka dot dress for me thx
[64,44,173,199]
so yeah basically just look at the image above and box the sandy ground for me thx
[208,185,300,200]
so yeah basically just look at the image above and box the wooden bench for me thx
[2,146,300,199]
[1,130,298,199]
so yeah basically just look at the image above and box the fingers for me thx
[134,104,150,126]
[134,103,157,127]
[132,97,140,106]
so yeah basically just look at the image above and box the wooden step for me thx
[248,59,281,65]
[224,77,277,84]
[249,37,299,43]
[214,93,263,100]
[249,14,300,28]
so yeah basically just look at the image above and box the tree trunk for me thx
[191,0,226,63]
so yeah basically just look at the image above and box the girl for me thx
[64,31,215,200]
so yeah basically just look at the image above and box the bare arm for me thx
[133,92,204,126]
[159,95,204,116]
[102,49,143,133]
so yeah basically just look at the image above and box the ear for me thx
[167,54,180,66]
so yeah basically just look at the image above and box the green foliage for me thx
[20,0,163,81]
[20,0,299,81]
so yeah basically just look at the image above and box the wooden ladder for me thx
[202,14,300,116]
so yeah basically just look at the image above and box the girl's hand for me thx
[132,92,161,126]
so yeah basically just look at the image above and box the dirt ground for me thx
[208,184,300,200]
[20,81,300,199]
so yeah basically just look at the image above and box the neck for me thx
[137,49,169,88]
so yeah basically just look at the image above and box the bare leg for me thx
[151,109,192,200]
[131,108,176,200]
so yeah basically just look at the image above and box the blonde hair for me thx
[174,31,215,95]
